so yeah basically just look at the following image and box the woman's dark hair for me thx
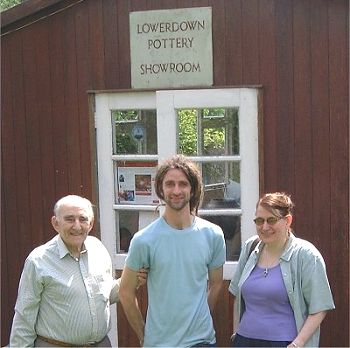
[155,155,203,214]
[257,192,294,218]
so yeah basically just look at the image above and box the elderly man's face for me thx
[51,203,94,253]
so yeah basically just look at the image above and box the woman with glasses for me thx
[229,192,334,347]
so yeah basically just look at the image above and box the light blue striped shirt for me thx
[9,235,118,347]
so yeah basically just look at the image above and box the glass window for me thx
[201,214,241,261]
[116,209,160,254]
[114,160,159,205]
[112,108,159,255]
[198,160,241,261]
[177,107,242,261]
[116,210,139,253]
[95,89,259,271]
[112,109,157,155]
[200,161,240,209]
[177,108,239,156]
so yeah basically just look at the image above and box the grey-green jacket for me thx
[229,233,335,347]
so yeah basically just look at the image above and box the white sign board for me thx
[130,7,213,89]
[116,162,159,205]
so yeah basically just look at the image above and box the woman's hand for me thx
[287,311,327,348]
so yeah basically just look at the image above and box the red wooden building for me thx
[1,0,348,346]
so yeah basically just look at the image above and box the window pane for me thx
[112,109,157,155]
[116,210,160,254]
[203,126,225,155]
[116,210,139,253]
[200,161,241,209]
[177,109,197,155]
[201,214,241,261]
[115,161,159,205]
[177,108,239,156]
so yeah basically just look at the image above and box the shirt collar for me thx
[280,232,296,261]
[254,232,296,262]
[56,234,88,259]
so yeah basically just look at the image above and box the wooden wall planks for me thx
[1,0,348,346]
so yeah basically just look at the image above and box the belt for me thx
[37,335,96,347]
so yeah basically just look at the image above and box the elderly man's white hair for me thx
[53,195,94,219]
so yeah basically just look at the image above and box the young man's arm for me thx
[110,268,149,304]
[119,266,145,346]
[207,266,224,315]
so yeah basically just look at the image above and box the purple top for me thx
[237,264,298,341]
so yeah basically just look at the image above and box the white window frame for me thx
[95,88,259,281]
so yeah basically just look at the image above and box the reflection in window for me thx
[116,210,139,253]
[177,107,242,261]
[201,214,241,261]
[116,209,160,254]
[112,109,157,155]
[177,108,239,156]
[200,162,240,209]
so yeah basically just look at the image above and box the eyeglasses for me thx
[253,216,282,226]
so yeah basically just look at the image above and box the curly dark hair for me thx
[155,155,203,214]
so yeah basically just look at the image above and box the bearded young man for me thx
[119,155,226,347]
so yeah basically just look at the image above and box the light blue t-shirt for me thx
[126,216,226,347]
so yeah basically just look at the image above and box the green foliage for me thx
[203,127,225,155]
[177,108,240,185]
[114,110,138,122]
[113,111,138,154]
[115,133,138,154]
[0,0,21,12]
[178,108,226,155]
[178,109,197,155]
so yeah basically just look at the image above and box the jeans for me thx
[231,333,291,347]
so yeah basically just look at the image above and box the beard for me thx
[163,194,191,211]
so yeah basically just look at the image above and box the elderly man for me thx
[9,195,146,347]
